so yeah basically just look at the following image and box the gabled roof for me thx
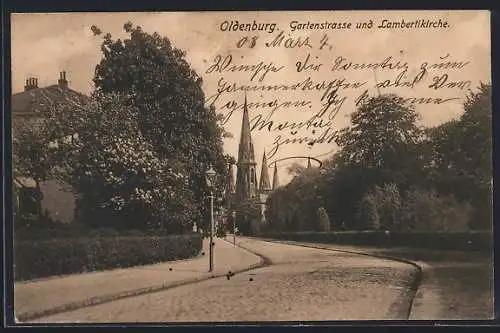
[12,84,89,115]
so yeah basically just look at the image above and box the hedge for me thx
[262,230,492,252]
[14,232,202,281]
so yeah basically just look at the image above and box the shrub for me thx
[371,183,401,231]
[400,188,472,232]
[250,218,261,236]
[316,207,331,232]
[357,194,380,230]
[14,232,202,281]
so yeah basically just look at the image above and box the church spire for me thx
[237,92,255,164]
[307,157,312,169]
[272,163,279,190]
[236,94,257,202]
[259,150,271,192]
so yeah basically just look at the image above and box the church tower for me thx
[235,95,258,203]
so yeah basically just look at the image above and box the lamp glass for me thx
[205,165,216,187]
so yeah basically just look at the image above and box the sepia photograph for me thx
[9,10,493,323]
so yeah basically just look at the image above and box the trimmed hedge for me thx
[262,230,493,252]
[14,232,202,281]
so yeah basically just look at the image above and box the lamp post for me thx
[232,210,237,245]
[205,165,217,273]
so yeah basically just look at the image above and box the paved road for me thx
[34,238,419,322]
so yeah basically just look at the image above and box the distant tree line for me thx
[264,84,492,233]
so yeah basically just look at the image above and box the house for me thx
[12,72,88,224]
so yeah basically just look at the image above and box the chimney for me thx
[58,71,68,88]
[24,77,38,91]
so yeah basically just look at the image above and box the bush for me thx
[370,183,401,231]
[357,194,380,230]
[14,232,202,281]
[357,184,471,232]
[316,207,331,232]
[400,188,472,232]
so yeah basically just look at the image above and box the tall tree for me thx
[92,22,227,223]
[322,94,424,228]
[335,94,423,179]
[32,92,197,232]
[427,83,492,229]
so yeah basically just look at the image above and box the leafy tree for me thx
[92,22,227,225]
[427,83,492,229]
[13,120,52,217]
[335,94,424,189]
[12,92,87,220]
[37,92,197,232]
[235,199,261,235]
[265,167,326,232]
[287,162,306,178]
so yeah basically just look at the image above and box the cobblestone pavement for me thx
[34,237,418,323]
[257,238,494,320]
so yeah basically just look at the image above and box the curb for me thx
[221,238,274,267]
[252,237,423,320]
[17,240,268,323]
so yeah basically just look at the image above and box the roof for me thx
[12,84,89,115]
[13,177,37,188]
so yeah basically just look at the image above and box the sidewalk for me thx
[15,237,263,322]
[252,237,493,320]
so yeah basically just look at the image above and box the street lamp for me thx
[205,165,217,273]
[232,210,237,245]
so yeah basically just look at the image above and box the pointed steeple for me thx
[237,92,255,164]
[272,163,279,190]
[259,150,271,192]
[307,157,312,169]
[236,94,257,202]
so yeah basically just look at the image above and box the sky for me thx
[11,11,491,185]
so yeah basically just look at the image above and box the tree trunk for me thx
[35,179,42,218]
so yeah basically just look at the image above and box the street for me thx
[33,238,419,322]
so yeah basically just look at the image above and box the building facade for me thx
[229,96,279,228]
[12,72,87,224]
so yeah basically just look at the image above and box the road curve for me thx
[34,237,419,323]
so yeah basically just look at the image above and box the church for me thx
[224,95,279,228]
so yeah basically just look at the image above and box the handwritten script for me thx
[202,14,481,159]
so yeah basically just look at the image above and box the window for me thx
[19,188,40,215]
